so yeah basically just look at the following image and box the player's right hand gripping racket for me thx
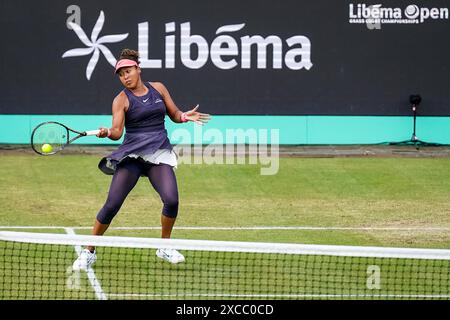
[31,121,100,155]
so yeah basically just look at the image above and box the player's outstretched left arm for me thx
[153,82,211,125]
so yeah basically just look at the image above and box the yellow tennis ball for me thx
[41,143,53,153]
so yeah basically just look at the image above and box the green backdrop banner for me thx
[1,115,449,145]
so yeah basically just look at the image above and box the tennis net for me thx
[0,231,449,300]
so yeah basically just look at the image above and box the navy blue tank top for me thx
[98,82,172,175]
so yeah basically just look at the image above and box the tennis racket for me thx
[31,121,100,155]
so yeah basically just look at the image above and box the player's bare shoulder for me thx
[113,91,129,112]
[150,82,167,97]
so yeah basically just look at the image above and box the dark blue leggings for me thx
[96,159,179,224]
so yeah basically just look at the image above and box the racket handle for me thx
[84,129,101,136]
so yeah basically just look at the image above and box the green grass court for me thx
[1,152,450,299]
[1,154,449,247]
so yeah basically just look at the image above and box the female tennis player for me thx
[73,49,210,270]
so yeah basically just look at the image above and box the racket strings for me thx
[32,123,68,153]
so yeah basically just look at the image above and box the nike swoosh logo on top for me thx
[143,98,149,103]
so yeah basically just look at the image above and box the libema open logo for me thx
[349,3,449,28]
[63,10,313,80]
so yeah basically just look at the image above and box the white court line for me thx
[2,226,450,231]
[64,228,107,300]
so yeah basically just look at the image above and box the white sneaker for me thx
[72,249,97,271]
[156,248,185,264]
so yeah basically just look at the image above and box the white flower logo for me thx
[62,11,129,80]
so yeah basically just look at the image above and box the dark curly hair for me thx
[118,49,140,64]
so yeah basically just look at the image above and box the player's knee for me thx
[96,211,113,224]
[162,196,179,218]
[97,202,121,224]
[104,201,122,214]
